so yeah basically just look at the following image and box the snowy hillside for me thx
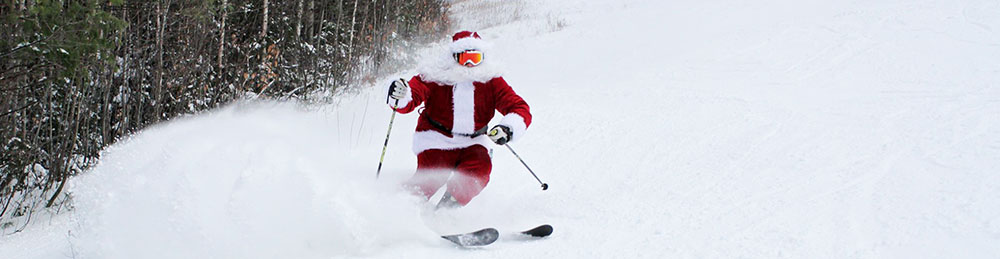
[3,0,1000,258]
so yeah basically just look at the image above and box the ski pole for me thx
[503,143,548,190]
[376,100,399,179]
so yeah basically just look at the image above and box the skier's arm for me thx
[391,76,429,114]
[491,77,531,142]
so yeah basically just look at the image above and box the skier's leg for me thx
[404,149,456,200]
[446,145,492,206]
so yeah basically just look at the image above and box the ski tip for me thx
[442,228,500,247]
[521,224,553,237]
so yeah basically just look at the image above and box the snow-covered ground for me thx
[3,0,1000,258]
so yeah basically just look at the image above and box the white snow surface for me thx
[4,0,1000,258]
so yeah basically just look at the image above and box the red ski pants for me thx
[405,145,491,206]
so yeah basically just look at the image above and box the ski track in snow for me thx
[3,0,1000,258]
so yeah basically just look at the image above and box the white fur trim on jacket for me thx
[418,45,501,85]
[449,37,491,53]
[413,130,492,154]
[451,81,477,134]
[499,113,528,143]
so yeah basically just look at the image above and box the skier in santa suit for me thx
[387,31,531,209]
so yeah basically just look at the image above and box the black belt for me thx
[421,110,488,138]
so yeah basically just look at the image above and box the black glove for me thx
[488,125,512,145]
[387,78,408,108]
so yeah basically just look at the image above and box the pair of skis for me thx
[441,224,553,247]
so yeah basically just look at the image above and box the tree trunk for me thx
[218,0,227,71]
[335,0,343,44]
[261,0,269,40]
[307,0,314,39]
[154,1,165,122]
[315,1,325,47]
[348,0,359,52]
[45,177,66,208]
[154,1,162,119]
[260,0,270,94]
[296,0,303,38]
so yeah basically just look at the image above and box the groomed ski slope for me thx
[3,0,1000,258]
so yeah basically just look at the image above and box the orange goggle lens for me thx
[455,51,483,66]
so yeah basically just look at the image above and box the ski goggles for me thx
[454,50,484,67]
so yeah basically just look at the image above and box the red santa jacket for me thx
[392,76,531,154]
